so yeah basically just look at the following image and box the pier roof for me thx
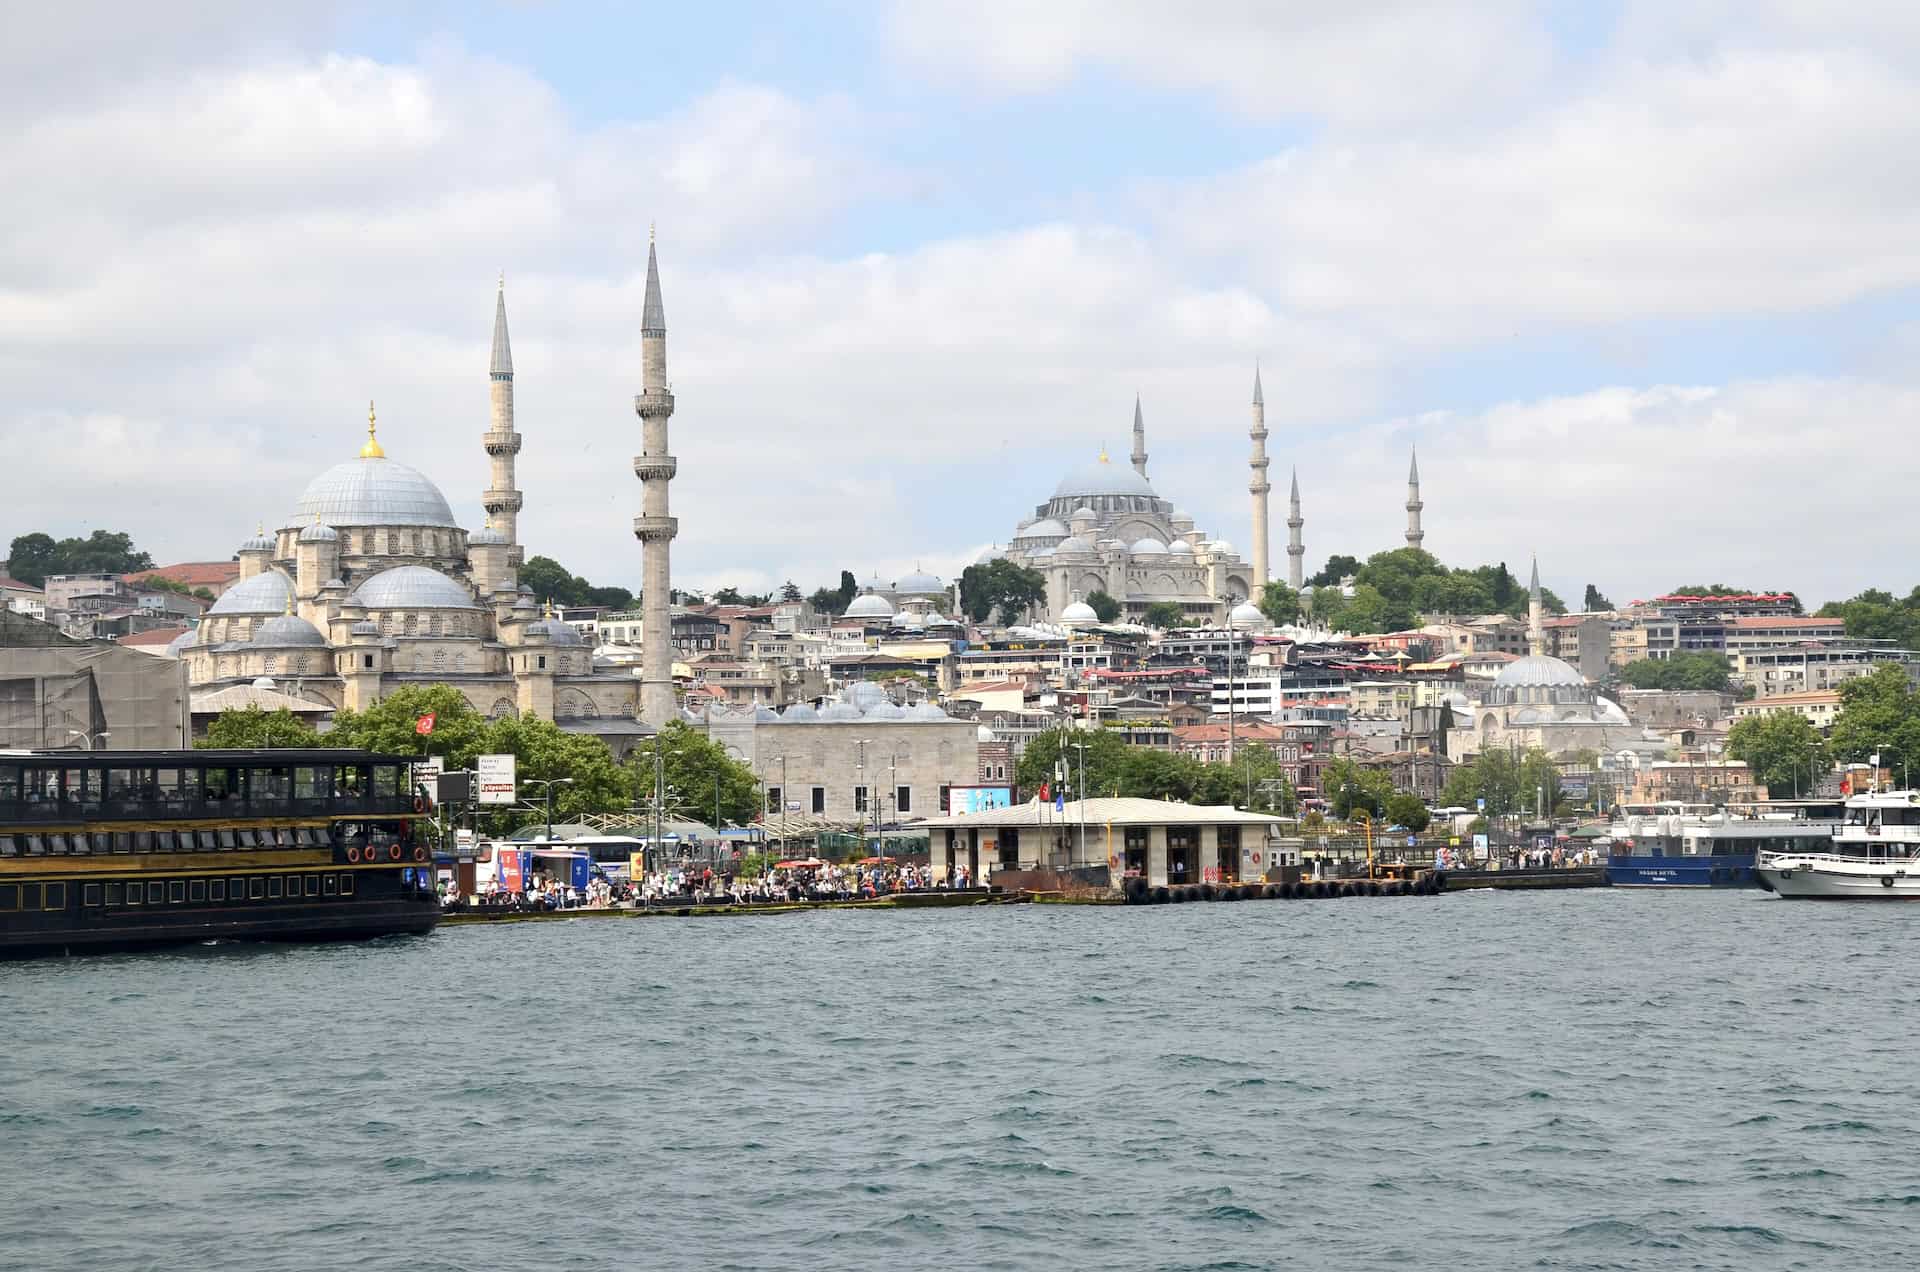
[915,797,1293,829]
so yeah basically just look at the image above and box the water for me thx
[3,890,1916,1271]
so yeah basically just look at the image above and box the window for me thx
[147,882,165,904]
[268,877,282,899]
[168,880,185,904]
[104,882,124,906]
[766,786,782,814]
[227,877,244,900]
[0,883,18,910]
[124,883,141,907]
[896,785,912,814]
[133,830,153,853]
[363,653,375,669]
[304,876,320,897]
[538,655,547,670]
[323,875,337,896]
[209,880,225,902]
[854,786,869,813]
[249,878,265,900]
[189,880,206,903]
[218,830,237,850]
[811,787,825,814]
[111,832,132,854]
[339,873,355,896]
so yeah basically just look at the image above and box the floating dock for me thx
[1433,867,1608,891]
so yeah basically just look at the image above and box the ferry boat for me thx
[1756,790,1920,899]
[0,748,441,955]
[1603,800,1841,887]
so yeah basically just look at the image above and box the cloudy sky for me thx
[6,1,1920,607]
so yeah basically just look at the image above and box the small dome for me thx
[1130,537,1168,555]
[526,619,584,645]
[1170,508,1194,525]
[908,702,949,721]
[291,456,457,528]
[1208,540,1235,555]
[1229,601,1265,628]
[1052,459,1156,499]
[350,621,380,636]
[469,524,510,546]
[897,569,944,593]
[753,704,783,723]
[1494,655,1586,690]
[977,723,997,742]
[252,677,277,691]
[865,702,908,720]
[165,629,197,657]
[845,592,895,619]
[847,682,889,710]
[894,611,927,631]
[251,614,328,647]
[973,544,1004,566]
[1168,539,1194,555]
[818,701,863,721]
[299,521,338,544]
[322,577,347,590]
[1056,535,1095,555]
[1021,518,1069,540]
[349,565,479,610]
[208,570,292,615]
[861,572,893,593]
[240,529,275,553]
[1061,600,1099,626]
[782,702,819,721]
[512,593,538,611]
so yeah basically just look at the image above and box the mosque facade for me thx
[182,272,663,747]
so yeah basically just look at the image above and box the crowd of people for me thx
[438,856,975,912]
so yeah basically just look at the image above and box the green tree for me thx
[1726,711,1829,797]
[1256,580,1300,626]
[480,711,634,826]
[1141,601,1185,630]
[1619,652,1731,692]
[1443,747,1562,819]
[1583,584,1614,612]
[519,555,584,607]
[325,685,495,765]
[958,558,1047,624]
[584,584,634,609]
[1384,791,1431,833]
[810,569,859,617]
[196,706,323,749]
[1085,590,1122,623]
[6,533,57,587]
[1828,663,1920,776]
[1322,756,1393,819]
[633,720,762,826]
[1195,744,1294,811]
[1817,587,1920,652]
[779,580,803,603]
[1308,554,1361,588]
[6,529,153,587]
[1016,727,1138,797]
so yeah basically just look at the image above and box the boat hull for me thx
[1605,852,1758,888]
[1757,854,1920,900]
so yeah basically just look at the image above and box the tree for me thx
[1619,652,1731,692]
[1828,663,1920,778]
[1256,581,1300,626]
[1016,727,1139,798]
[1085,590,1122,623]
[958,559,1047,624]
[634,720,762,826]
[1818,586,1920,652]
[480,711,634,827]
[778,580,803,603]
[1443,747,1561,819]
[517,555,631,610]
[1322,756,1393,819]
[1384,791,1431,833]
[325,684,495,766]
[7,529,153,587]
[197,706,323,750]
[6,533,56,587]
[809,570,859,617]
[1583,584,1614,612]
[1726,711,1829,797]
[1141,601,1185,630]
[1308,554,1361,588]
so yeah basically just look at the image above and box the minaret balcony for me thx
[484,431,522,456]
[483,489,524,513]
[633,455,678,482]
[1249,480,1271,495]
[632,515,679,543]
[634,389,676,418]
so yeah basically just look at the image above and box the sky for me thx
[6,1,1920,609]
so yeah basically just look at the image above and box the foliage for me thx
[1014,729,1289,809]
[808,570,859,617]
[711,586,770,606]
[1256,581,1300,626]
[1583,584,1614,612]
[1828,663,1920,777]
[325,685,495,764]
[958,558,1048,625]
[1085,590,1122,623]
[1442,747,1562,819]
[6,529,154,588]
[1816,587,1920,653]
[1618,652,1731,692]
[778,580,803,603]
[1322,756,1394,819]
[868,669,929,687]
[518,554,633,610]
[141,575,216,602]
[1384,791,1431,833]
[196,706,323,750]
[735,850,774,879]
[1726,711,1829,797]
[1307,554,1361,588]
[634,720,762,826]
[1304,548,1565,634]
[1141,601,1186,630]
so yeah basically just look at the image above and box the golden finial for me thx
[649,221,656,245]
[1098,446,1109,464]
[255,521,265,537]
[360,399,385,459]
[498,269,505,291]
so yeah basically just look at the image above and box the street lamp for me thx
[1068,739,1088,866]
[66,728,111,752]
[522,778,574,843]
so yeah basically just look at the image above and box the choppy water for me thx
[3,890,1917,1271]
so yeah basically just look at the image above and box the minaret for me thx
[483,277,525,571]
[1130,394,1148,478]
[1528,555,1545,657]
[1286,467,1304,591]
[632,228,679,727]
[1248,366,1271,586]
[1404,446,1425,550]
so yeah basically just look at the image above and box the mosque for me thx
[181,250,679,748]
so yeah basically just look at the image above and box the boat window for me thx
[22,766,57,806]
[84,882,103,908]
[209,880,225,902]
[323,874,337,896]
[372,764,400,798]
[42,883,64,910]
[0,836,13,857]
[168,881,185,904]
[197,831,218,851]
[305,875,320,897]
[294,766,330,801]
[204,767,241,805]
[111,832,131,853]
[248,877,265,900]
[123,883,141,907]
[62,768,100,814]
[268,877,282,898]
[146,882,164,905]
[132,830,153,852]
[339,873,355,896]
[152,768,181,804]
[189,880,206,903]
[302,827,328,847]
[0,765,18,807]
[91,833,111,854]
[254,766,292,804]
[104,883,122,906]
[229,877,245,899]
[0,884,14,910]
[106,767,137,800]
[25,835,44,855]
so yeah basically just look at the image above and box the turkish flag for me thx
[1038,781,1050,801]
[1840,776,1851,795]
[415,713,436,736]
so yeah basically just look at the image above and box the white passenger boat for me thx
[1756,790,1920,899]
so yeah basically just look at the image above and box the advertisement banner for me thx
[951,785,1014,815]
[498,848,525,892]
[476,753,517,805]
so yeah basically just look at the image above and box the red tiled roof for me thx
[124,562,240,589]
[116,626,190,647]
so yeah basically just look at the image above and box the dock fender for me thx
[1151,886,1171,905]
[1313,881,1331,899]
[1199,883,1218,901]
[1261,884,1279,899]
[1884,875,1895,888]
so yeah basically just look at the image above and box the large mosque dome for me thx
[1052,458,1155,500]
[291,456,458,529]
[1494,654,1586,690]
[349,565,480,610]
[208,570,292,615]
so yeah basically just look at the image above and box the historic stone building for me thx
[183,279,651,746]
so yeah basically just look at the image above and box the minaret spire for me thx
[1404,444,1425,550]
[482,276,525,572]
[634,233,679,727]
[1130,394,1148,478]
[1528,554,1545,657]
[1286,465,1304,591]
[1248,365,1270,586]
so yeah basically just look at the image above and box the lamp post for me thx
[522,778,574,842]
[1221,597,1240,766]
[66,728,111,752]
[855,737,875,857]
[1068,739,1088,867]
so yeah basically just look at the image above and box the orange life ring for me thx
[388,844,402,862]
[413,795,426,813]
[412,846,427,863]
[345,844,360,863]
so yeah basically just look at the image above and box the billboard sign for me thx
[476,754,517,805]
[950,785,1014,815]
[497,847,525,892]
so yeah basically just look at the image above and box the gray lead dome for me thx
[292,456,459,528]
[349,565,479,610]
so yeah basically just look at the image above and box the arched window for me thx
[386,532,400,555]
[453,652,467,672]
[293,654,309,675]
[433,649,447,672]
[263,654,277,675]
[428,614,442,637]
[403,614,418,636]
[380,614,395,635]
